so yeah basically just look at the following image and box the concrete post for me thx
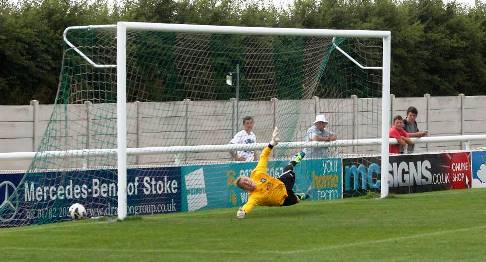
[271,97,278,159]
[271,97,278,130]
[84,101,92,169]
[424,93,430,152]
[389,94,396,154]
[30,100,39,151]
[83,101,91,169]
[84,101,91,149]
[351,95,358,153]
[183,98,191,164]
[313,96,319,116]
[459,94,465,149]
[390,94,396,124]
[135,101,141,165]
[230,98,236,137]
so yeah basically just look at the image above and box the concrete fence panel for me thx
[2,95,486,170]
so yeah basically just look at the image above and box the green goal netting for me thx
[0,24,384,227]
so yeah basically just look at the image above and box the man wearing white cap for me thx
[304,114,337,158]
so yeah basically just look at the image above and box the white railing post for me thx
[380,34,391,198]
[116,22,127,220]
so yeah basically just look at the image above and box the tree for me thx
[1,0,486,104]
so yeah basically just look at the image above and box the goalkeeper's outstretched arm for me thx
[253,127,279,175]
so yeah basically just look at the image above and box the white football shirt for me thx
[230,130,257,161]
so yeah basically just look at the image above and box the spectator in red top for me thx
[389,115,414,154]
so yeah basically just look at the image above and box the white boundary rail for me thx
[1,135,486,160]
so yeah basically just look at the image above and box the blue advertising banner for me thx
[181,158,342,212]
[298,158,342,200]
[126,167,181,216]
[0,173,23,224]
[342,157,381,197]
[1,157,343,226]
[0,167,181,227]
[471,151,486,188]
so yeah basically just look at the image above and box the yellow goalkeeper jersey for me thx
[241,146,288,214]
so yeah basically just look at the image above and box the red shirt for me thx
[389,127,409,154]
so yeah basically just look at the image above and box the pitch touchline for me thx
[0,221,109,235]
[1,224,485,255]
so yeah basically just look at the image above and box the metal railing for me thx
[1,134,485,161]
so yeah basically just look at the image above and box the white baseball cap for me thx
[313,114,328,124]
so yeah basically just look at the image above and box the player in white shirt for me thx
[230,116,258,161]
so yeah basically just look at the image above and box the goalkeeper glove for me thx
[236,208,246,219]
[270,127,280,146]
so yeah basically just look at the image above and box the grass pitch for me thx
[1,189,485,261]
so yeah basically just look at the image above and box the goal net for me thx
[0,23,389,227]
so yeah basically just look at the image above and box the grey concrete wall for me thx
[1,94,485,170]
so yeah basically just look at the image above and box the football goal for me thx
[0,22,390,226]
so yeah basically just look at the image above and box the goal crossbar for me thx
[120,22,391,38]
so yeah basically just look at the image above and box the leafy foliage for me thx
[1,0,485,104]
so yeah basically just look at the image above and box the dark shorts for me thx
[279,164,298,206]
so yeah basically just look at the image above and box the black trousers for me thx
[279,164,299,206]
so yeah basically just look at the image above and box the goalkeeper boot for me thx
[290,151,306,166]
[295,193,310,201]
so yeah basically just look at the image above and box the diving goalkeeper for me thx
[234,127,308,219]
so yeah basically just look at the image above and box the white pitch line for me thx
[1,224,485,255]
[0,246,244,254]
[0,220,110,234]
